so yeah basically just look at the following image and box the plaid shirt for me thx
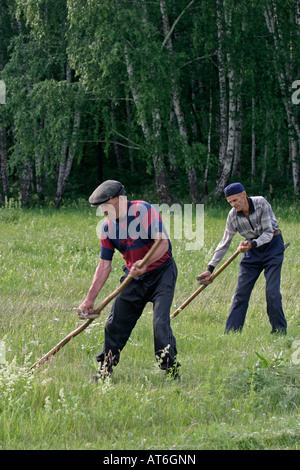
[208,197,280,271]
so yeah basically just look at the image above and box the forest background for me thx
[0,0,299,207]
[1,0,300,451]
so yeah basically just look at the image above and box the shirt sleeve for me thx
[251,198,275,248]
[100,222,115,261]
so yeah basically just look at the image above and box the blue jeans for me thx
[225,234,287,333]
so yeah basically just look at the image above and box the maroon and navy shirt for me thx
[100,200,172,274]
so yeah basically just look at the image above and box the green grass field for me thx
[0,199,299,450]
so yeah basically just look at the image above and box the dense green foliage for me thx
[0,202,299,449]
[0,0,299,206]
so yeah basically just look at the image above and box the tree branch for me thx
[161,0,196,49]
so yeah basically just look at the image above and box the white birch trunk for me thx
[251,97,256,188]
[289,137,299,196]
[215,0,228,178]
[125,99,134,171]
[111,100,122,169]
[214,0,238,197]
[20,159,32,206]
[203,88,213,195]
[34,121,44,200]
[54,110,81,208]
[264,3,300,195]
[232,95,242,178]
[0,127,10,196]
[124,46,174,203]
[160,0,200,201]
[226,67,236,167]
[261,111,269,192]
[0,19,9,200]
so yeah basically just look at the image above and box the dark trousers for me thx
[97,258,179,371]
[225,234,287,333]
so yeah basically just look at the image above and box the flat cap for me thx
[224,182,245,198]
[89,180,125,206]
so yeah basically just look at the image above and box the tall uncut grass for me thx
[0,198,299,450]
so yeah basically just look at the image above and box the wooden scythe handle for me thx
[29,238,163,370]
[171,249,240,318]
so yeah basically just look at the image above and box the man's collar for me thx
[247,197,255,214]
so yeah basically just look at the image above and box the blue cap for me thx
[224,182,245,197]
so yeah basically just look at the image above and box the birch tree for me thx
[0,0,13,202]
[214,0,244,197]
[1,0,299,204]
[124,46,174,203]
[3,0,85,205]
[160,0,201,202]
[264,0,300,195]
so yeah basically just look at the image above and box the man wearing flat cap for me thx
[198,183,287,334]
[78,180,180,381]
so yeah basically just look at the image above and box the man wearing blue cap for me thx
[197,183,287,334]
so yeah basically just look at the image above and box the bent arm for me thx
[207,223,236,271]
[130,235,169,278]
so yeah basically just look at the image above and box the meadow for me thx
[0,198,299,450]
